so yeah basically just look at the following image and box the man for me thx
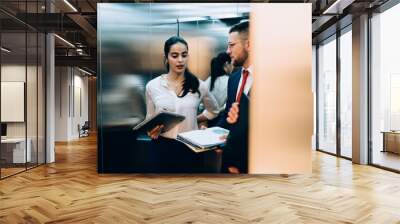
[217,21,252,174]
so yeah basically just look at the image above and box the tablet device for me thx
[133,111,185,133]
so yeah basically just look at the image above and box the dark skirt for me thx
[150,136,203,173]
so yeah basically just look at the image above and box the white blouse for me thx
[145,74,219,139]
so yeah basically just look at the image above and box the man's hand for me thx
[227,102,239,124]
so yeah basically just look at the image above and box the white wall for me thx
[55,66,69,141]
[70,72,89,138]
[55,67,89,141]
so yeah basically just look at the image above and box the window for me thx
[370,2,400,171]
[340,27,352,158]
[317,36,337,154]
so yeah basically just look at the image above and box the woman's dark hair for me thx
[164,36,200,98]
[210,52,231,91]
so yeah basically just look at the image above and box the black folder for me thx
[133,111,185,134]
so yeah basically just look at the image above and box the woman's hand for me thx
[228,166,240,174]
[197,114,208,123]
[147,125,164,140]
[199,121,208,130]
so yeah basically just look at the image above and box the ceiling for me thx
[0,0,391,75]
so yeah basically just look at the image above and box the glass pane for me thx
[318,37,337,154]
[38,32,45,165]
[312,45,317,150]
[27,31,38,169]
[371,4,400,171]
[1,30,27,177]
[340,29,352,158]
[26,0,39,169]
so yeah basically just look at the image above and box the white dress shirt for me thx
[203,75,229,112]
[145,74,219,139]
[235,66,253,100]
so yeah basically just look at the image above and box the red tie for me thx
[236,69,249,103]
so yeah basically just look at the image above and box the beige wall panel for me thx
[249,3,313,174]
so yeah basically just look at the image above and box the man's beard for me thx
[233,52,248,67]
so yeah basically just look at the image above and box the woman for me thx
[145,36,219,172]
[198,52,234,126]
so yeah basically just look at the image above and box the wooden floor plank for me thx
[1,135,400,223]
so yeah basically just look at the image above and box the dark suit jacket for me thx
[216,69,249,173]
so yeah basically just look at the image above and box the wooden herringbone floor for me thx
[1,135,400,223]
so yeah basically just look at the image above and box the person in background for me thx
[198,52,234,127]
[145,36,219,173]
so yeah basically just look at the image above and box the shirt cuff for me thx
[202,110,217,120]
